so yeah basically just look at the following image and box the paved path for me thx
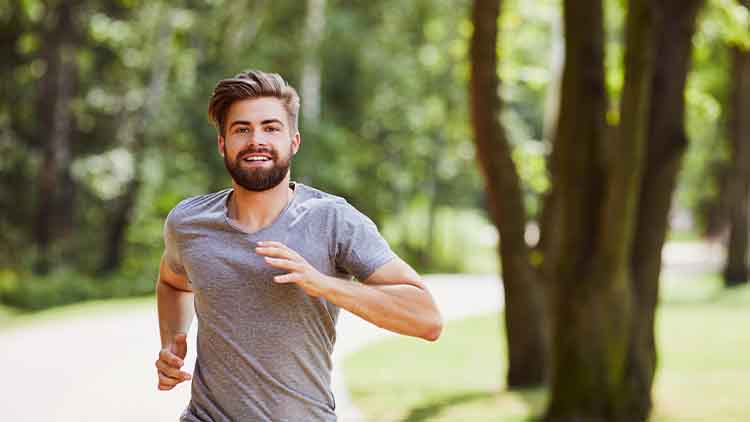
[0,242,722,421]
[0,275,502,422]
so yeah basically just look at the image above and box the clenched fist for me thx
[156,332,192,391]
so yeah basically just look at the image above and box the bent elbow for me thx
[421,315,444,342]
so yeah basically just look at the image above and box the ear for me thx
[217,134,225,157]
[291,132,301,155]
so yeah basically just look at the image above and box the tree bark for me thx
[469,0,547,388]
[544,0,610,416]
[723,0,750,287]
[545,0,658,419]
[625,1,704,418]
[33,1,78,274]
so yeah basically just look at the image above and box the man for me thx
[155,69,443,421]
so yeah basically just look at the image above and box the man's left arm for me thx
[256,241,443,341]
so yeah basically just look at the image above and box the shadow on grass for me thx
[402,391,495,422]
[402,388,546,422]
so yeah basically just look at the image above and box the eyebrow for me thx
[228,119,284,129]
[261,119,284,126]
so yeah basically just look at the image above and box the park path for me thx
[0,242,721,422]
[0,276,501,422]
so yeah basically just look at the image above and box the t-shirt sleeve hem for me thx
[353,250,397,282]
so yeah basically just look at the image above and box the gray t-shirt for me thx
[163,182,395,422]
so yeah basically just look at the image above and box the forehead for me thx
[226,97,287,125]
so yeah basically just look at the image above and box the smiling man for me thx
[155,70,443,422]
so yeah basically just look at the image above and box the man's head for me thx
[208,70,301,192]
[208,70,300,136]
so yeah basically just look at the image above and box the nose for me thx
[247,127,270,147]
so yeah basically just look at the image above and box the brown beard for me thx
[223,144,293,192]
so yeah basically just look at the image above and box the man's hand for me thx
[156,332,192,391]
[255,241,334,297]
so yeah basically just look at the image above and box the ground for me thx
[0,241,722,421]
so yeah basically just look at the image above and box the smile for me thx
[243,156,271,162]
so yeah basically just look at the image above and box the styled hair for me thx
[207,70,300,136]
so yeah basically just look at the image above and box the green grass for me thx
[0,304,21,327]
[345,314,542,421]
[0,295,154,331]
[345,274,750,421]
[665,228,703,242]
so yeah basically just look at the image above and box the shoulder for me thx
[293,183,346,214]
[166,189,232,226]
[293,183,373,224]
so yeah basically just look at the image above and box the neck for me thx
[227,175,294,233]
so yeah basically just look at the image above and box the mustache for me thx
[236,146,277,159]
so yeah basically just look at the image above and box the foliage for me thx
[0,265,156,311]
[1,0,747,308]
[677,0,750,234]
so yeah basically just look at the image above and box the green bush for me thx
[0,267,156,311]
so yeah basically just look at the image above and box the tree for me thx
[469,0,547,387]
[98,7,176,274]
[626,0,704,416]
[301,0,326,128]
[722,0,750,287]
[543,0,617,416]
[542,0,705,419]
[544,0,659,419]
[33,0,80,273]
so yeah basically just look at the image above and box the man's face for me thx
[218,97,300,192]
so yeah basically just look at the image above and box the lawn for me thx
[344,274,750,421]
[0,296,153,331]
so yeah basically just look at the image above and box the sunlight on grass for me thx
[665,228,702,243]
[346,273,750,421]
[345,314,546,421]
[0,304,20,328]
[0,295,154,331]
[652,279,750,421]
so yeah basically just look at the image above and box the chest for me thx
[178,224,335,318]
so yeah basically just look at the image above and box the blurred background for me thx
[0,0,748,421]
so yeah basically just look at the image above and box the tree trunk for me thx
[301,0,326,127]
[99,16,174,274]
[723,0,750,287]
[536,9,564,283]
[99,178,141,274]
[625,1,704,418]
[420,134,443,270]
[702,160,731,239]
[542,10,565,144]
[33,1,78,274]
[544,0,610,416]
[545,0,657,419]
[470,0,547,388]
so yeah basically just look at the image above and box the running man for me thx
[155,69,443,421]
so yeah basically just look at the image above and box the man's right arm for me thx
[157,254,194,346]
[155,254,194,390]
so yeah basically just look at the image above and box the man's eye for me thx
[265,127,280,132]
[237,127,250,133]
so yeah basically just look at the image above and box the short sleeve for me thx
[163,208,186,275]
[334,202,396,282]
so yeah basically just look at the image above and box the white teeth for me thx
[244,156,270,162]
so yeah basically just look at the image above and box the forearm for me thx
[323,276,442,341]
[156,280,194,348]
